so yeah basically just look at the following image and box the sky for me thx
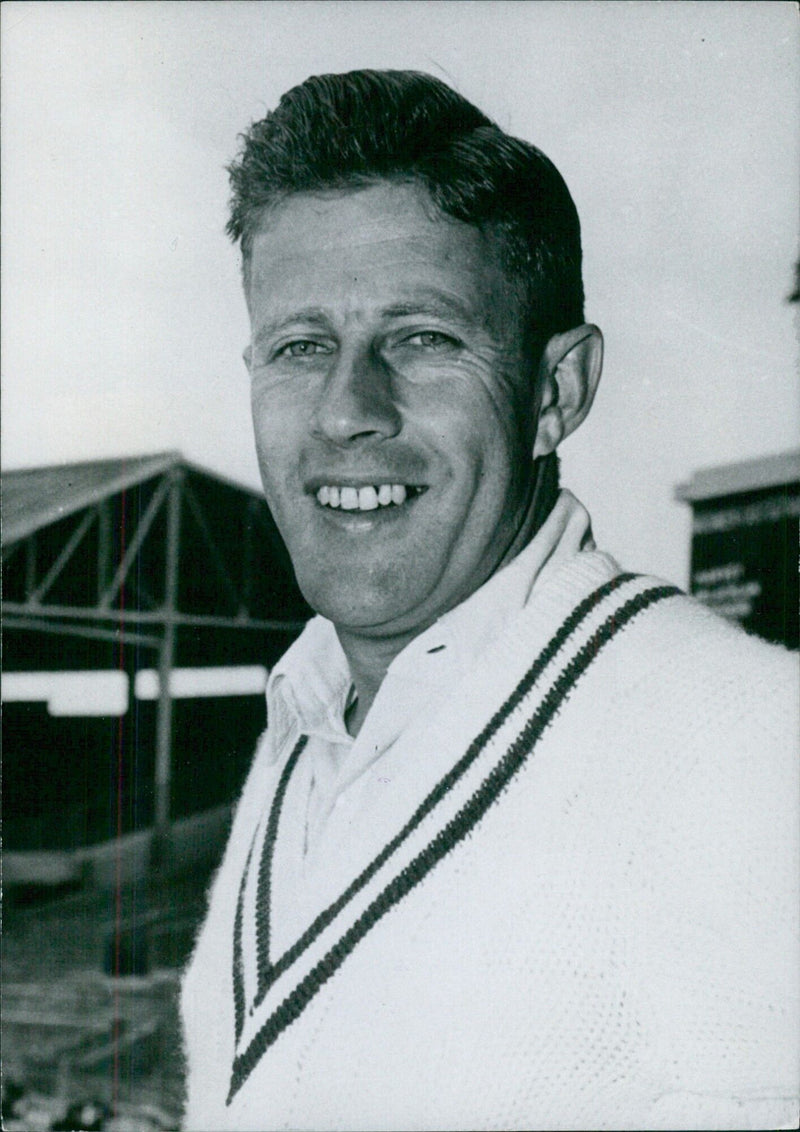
[2,0,798,586]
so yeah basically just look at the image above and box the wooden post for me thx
[25,533,37,599]
[240,497,257,618]
[154,469,182,841]
[97,500,111,601]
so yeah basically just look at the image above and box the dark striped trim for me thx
[232,835,256,1043]
[254,735,308,999]
[234,736,307,1042]
[250,570,638,1005]
[228,580,679,1103]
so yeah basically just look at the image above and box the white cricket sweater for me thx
[181,554,799,1131]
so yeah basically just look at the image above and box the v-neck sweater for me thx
[181,543,799,1131]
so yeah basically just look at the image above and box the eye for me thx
[276,339,330,359]
[403,331,459,350]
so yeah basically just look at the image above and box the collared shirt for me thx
[265,491,596,878]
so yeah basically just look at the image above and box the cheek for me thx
[477,380,537,487]
[422,382,526,493]
[250,384,305,473]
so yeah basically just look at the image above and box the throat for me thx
[336,626,417,738]
[343,689,362,738]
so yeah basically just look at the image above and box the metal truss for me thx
[4,462,307,837]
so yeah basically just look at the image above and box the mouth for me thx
[314,483,427,512]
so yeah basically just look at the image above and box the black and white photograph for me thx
[2,3,798,1130]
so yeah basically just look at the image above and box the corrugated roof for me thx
[2,452,183,544]
[675,449,800,503]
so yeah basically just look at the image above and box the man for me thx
[181,71,798,1130]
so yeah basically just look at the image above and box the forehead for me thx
[245,182,519,326]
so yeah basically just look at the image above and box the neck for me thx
[337,627,420,737]
[336,457,559,737]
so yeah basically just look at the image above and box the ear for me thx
[242,344,253,371]
[532,325,603,459]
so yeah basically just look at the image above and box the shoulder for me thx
[544,574,798,894]
[590,579,799,816]
[609,579,798,720]
[624,579,799,800]
[528,557,797,731]
[577,577,798,923]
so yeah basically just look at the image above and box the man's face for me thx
[245,182,541,639]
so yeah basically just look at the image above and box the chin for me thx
[297,572,417,634]
[307,592,405,632]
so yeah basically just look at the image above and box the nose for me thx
[311,344,402,445]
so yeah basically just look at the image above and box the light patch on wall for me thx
[2,671,129,716]
[134,665,268,700]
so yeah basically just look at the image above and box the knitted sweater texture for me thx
[181,554,799,1131]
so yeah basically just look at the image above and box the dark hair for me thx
[227,69,585,360]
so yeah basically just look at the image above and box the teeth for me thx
[358,486,379,510]
[315,483,415,511]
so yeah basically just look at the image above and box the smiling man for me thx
[242,179,598,732]
[181,72,798,1131]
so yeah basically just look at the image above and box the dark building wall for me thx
[685,479,799,649]
[2,625,299,852]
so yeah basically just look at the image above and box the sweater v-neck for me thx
[229,561,681,1103]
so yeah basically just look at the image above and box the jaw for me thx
[262,452,539,639]
[283,495,523,639]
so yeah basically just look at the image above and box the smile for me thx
[315,484,426,511]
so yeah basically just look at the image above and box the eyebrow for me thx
[251,307,330,349]
[379,291,481,328]
[251,289,497,348]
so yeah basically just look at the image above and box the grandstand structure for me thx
[2,452,310,886]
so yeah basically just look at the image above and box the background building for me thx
[676,449,799,649]
[2,453,310,886]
